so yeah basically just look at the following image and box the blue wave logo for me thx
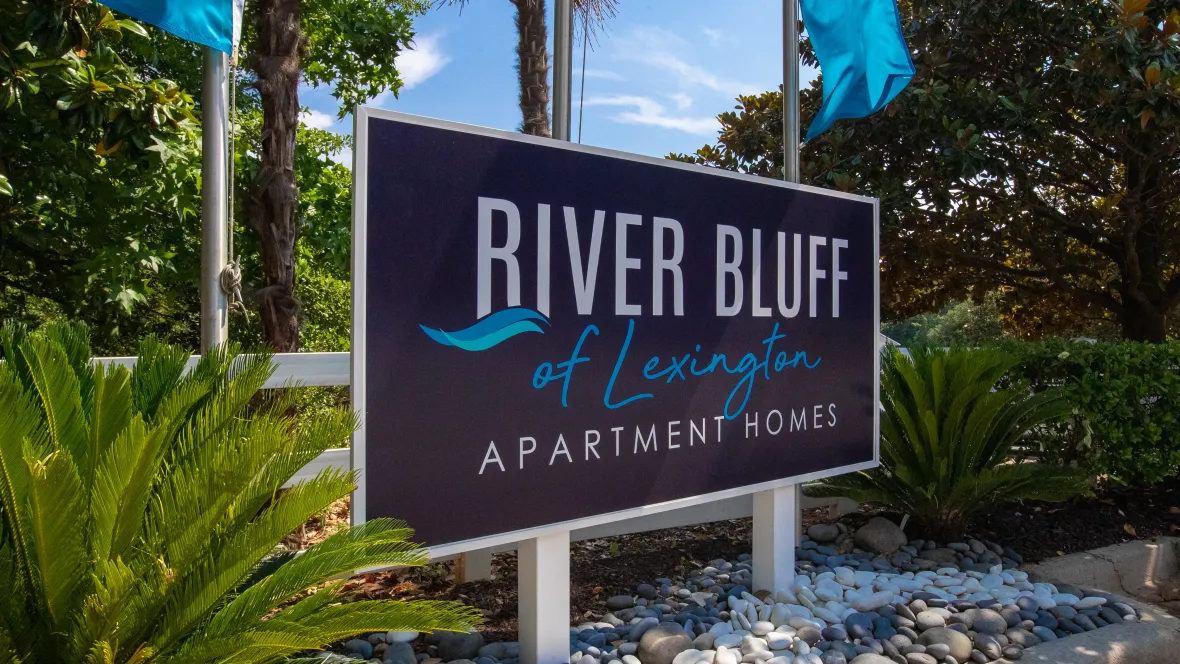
[420,307,550,351]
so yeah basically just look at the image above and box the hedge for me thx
[991,339,1180,485]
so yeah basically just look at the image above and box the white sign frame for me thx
[350,106,880,559]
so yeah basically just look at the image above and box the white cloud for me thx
[584,94,718,135]
[397,32,451,90]
[330,146,353,167]
[669,92,692,111]
[581,68,626,81]
[701,28,725,45]
[300,109,335,130]
[613,27,757,98]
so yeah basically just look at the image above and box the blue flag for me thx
[800,0,915,140]
[101,0,244,54]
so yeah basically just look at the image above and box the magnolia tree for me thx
[676,0,1180,341]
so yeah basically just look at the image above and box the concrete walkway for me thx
[1000,538,1180,663]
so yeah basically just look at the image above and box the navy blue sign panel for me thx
[353,109,879,548]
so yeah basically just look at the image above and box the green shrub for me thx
[0,322,479,663]
[806,347,1089,537]
[997,339,1180,485]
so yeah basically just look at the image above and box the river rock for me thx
[608,595,636,611]
[917,628,972,662]
[915,611,945,630]
[808,524,841,543]
[638,625,694,664]
[962,609,1006,635]
[854,518,908,555]
[438,633,484,662]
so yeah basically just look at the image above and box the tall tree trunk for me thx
[249,0,302,352]
[1119,298,1168,342]
[511,0,551,137]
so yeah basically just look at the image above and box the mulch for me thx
[304,479,1180,643]
[968,476,1180,563]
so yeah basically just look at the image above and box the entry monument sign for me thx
[351,108,879,554]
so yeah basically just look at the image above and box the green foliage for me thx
[230,113,353,352]
[883,293,1006,347]
[0,0,202,347]
[997,338,1180,485]
[676,0,1180,341]
[0,321,480,663]
[806,347,1089,536]
[301,0,428,118]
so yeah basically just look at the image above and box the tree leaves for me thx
[1,0,202,349]
[677,0,1180,340]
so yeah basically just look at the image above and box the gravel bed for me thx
[321,518,1141,664]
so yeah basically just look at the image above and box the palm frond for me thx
[131,337,191,418]
[205,519,425,637]
[20,336,90,463]
[0,324,478,663]
[25,449,88,643]
[150,469,356,652]
[815,347,1089,535]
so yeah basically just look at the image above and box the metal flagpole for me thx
[200,46,230,353]
[518,3,574,663]
[551,0,573,141]
[783,0,800,183]
[753,0,802,595]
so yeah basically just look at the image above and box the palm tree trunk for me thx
[249,0,302,352]
[511,0,551,137]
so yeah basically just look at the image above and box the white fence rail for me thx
[84,352,856,575]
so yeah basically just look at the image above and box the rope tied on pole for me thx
[220,257,248,320]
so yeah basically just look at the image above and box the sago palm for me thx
[0,322,480,663]
[806,346,1089,537]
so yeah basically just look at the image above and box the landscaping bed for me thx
[301,497,1180,664]
[302,477,1180,643]
[325,515,1144,664]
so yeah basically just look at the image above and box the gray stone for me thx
[797,626,823,646]
[476,646,505,660]
[1030,626,1056,642]
[692,633,716,650]
[915,611,945,630]
[385,642,417,664]
[637,625,694,664]
[917,549,959,565]
[822,651,848,664]
[924,643,950,660]
[637,584,658,600]
[848,656,893,664]
[809,523,841,543]
[846,612,875,640]
[904,655,936,664]
[607,596,636,611]
[962,609,1006,635]
[345,639,374,659]
[854,517,908,555]
[1000,645,1023,660]
[438,633,485,662]
[916,628,972,662]
[972,633,1001,660]
[1003,629,1039,648]
[823,626,849,642]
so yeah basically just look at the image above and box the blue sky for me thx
[298,0,818,165]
